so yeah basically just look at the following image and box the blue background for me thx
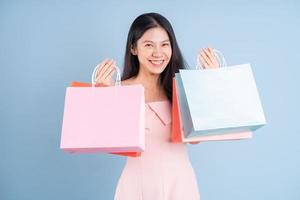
[1,0,299,199]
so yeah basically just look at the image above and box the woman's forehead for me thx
[139,27,170,43]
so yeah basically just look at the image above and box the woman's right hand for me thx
[95,58,117,87]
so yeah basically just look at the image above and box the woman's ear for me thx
[130,45,137,55]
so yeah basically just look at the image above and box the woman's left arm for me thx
[188,46,221,145]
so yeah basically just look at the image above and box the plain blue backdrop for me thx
[1,0,299,200]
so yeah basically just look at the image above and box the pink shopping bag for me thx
[60,66,145,153]
[68,81,142,157]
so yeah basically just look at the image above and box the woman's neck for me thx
[136,76,159,91]
[134,68,161,90]
[131,70,167,102]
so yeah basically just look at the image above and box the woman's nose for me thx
[152,46,163,57]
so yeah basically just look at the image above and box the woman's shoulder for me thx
[121,77,136,86]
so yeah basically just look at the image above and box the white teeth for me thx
[150,60,163,65]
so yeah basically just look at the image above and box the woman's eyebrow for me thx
[142,40,170,43]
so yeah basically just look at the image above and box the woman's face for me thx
[131,27,172,76]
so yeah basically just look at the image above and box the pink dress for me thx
[114,101,200,200]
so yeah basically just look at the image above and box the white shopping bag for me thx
[175,50,266,139]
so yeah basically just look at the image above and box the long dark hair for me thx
[122,12,187,102]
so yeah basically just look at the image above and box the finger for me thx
[203,48,219,68]
[208,46,214,53]
[211,56,220,68]
[203,48,214,64]
[102,60,116,76]
[201,48,212,62]
[97,59,115,79]
[207,48,220,68]
[102,65,116,81]
[96,63,116,84]
[200,54,209,69]
[200,50,213,67]
[96,58,109,77]
[200,51,209,66]
[103,68,116,85]
[98,59,114,75]
[95,74,103,84]
[208,53,219,68]
[96,59,110,80]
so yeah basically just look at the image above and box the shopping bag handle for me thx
[196,49,227,69]
[91,64,121,87]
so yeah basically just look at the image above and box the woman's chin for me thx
[148,67,167,75]
[147,63,168,74]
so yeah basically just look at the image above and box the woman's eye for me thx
[145,44,152,47]
[163,43,170,47]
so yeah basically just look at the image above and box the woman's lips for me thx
[149,59,164,66]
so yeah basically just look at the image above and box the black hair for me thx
[122,12,187,102]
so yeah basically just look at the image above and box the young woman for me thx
[95,12,220,200]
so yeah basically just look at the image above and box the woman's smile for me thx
[148,59,165,66]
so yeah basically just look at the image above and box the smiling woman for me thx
[130,27,172,74]
[136,34,171,69]
[120,13,187,103]
[94,12,220,200]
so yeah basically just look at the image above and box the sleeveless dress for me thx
[114,101,200,200]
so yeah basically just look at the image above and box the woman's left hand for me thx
[198,47,220,69]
